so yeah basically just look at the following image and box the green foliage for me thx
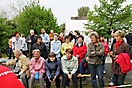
[78,6,90,17]
[85,0,132,38]
[15,1,60,37]
[0,18,17,52]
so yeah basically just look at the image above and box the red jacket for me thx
[73,42,87,65]
[101,42,109,56]
[0,65,25,88]
[114,53,132,74]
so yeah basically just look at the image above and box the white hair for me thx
[30,30,34,33]
[32,49,41,54]
[14,49,22,55]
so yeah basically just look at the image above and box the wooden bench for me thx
[77,74,91,88]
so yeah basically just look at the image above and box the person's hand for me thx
[48,77,52,82]
[68,74,72,80]
[1,62,6,66]
[76,55,79,58]
[113,55,118,60]
[28,40,31,43]
[100,49,102,52]
[86,57,89,61]
[91,52,95,54]
[16,74,20,77]
[109,52,113,56]
[52,76,57,83]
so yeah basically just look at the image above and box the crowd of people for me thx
[0,28,132,88]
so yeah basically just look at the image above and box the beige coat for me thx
[6,54,30,78]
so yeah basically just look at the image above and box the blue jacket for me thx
[50,40,61,58]
[45,58,60,77]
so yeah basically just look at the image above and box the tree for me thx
[0,18,16,52]
[85,0,132,38]
[15,0,60,37]
[78,6,90,17]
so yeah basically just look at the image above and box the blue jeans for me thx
[88,64,104,88]
[102,56,106,72]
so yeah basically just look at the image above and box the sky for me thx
[0,0,132,25]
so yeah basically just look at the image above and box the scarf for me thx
[115,39,123,50]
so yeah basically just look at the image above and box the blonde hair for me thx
[14,49,22,55]
[89,31,99,39]
[114,30,124,38]
[32,49,41,54]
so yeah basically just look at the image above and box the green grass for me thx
[1,53,8,58]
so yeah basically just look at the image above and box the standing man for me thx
[126,29,132,50]
[12,32,23,52]
[26,30,37,58]
[50,33,61,59]
[40,28,50,52]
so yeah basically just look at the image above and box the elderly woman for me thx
[110,30,131,86]
[5,49,29,88]
[87,32,104,88]
[29,49,45,88]
[61,48,78,88]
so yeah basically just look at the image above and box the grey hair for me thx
[32,49,41,54]
[30,30,34,33]
[14,49,22,55]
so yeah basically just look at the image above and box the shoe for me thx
[109,82,114,86]
[103,71,106,74]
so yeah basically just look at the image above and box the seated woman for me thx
[61,48,78,88]
[45,52,61,88]
[29,49,45,88]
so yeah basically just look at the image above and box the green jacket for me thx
[61,55,78,74]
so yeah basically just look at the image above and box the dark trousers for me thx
[62,73,78,88]
[8,48,12,59]
[46,76,60,88]
[88,64,104,88]
[114,74,126,86]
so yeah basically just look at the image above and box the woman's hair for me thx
[64,35,70,40]
[37,36,42,40]
[74,30,80,35]
[65,48,73,54]
[49,52,56,57]
[99,35,104,42]
[78,35,84,40]
[32,49,41,54]
[114,30,124,38]
[89,32,99,39]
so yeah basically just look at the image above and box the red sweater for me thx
[0,65,25,88]
[73,42,87,65]
[114,53,132,74]
[101,42,109,56]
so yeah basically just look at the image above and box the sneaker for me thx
[109,82,114,86]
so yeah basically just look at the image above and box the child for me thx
[45,52,61,88]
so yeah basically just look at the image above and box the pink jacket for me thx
[114,53,132,74]
[30,57,45,74]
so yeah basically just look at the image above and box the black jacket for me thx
[126,33,132,45]
[32,42,48,59]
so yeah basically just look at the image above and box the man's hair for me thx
[78,35,84,40]
[14,49,22,55]
[30,30,34,33]
[48,52,56,57]
[64,35,70,40]
[36,36,42,40]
